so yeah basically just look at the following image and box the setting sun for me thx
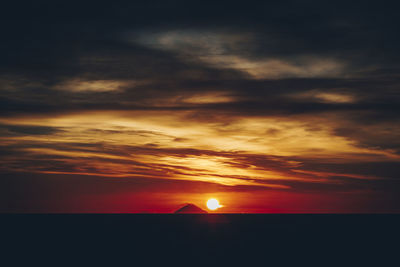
[206,198,222,211]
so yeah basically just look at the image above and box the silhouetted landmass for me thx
[174,203,208,213]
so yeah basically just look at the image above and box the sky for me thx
[1,0,400,213]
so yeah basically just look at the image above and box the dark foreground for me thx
[1,214,399,265]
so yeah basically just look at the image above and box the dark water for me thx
[1,214,399,265]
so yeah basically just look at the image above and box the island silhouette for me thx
[174,203,208,214]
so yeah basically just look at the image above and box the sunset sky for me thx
[1,0,400,212]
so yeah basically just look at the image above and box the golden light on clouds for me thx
[182,92,235,104]
[1,109,398,191]
[54,79,131,92]
[289,90,356,104]
[2,110,393,159]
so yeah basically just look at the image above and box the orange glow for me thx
[1,5,400,215]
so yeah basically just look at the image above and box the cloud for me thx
[133,30,348,79]
[1,0,400,211]
[1,110,398,193]
[53,79,131,92]
[0,123,61,137]
[288,90,357,104]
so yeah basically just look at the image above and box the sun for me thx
[206,198,222,211]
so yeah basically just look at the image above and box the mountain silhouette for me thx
[174,203,208,214]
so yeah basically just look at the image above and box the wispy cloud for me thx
[133,30,348,79]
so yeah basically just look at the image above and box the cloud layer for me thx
[1,0,400,212]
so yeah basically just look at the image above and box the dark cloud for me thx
[0,123,61,136]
